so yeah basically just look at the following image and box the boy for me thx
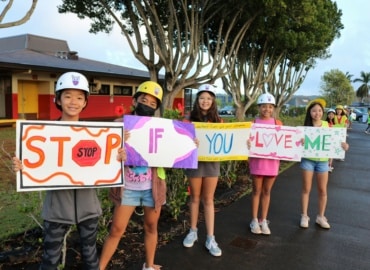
[13,72,120,269]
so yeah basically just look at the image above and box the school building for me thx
[0,34,185,124]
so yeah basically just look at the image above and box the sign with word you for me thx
[123,115,197,168]
[16,120,124,191]
[302,127,347,159]
[194,122,251,161]
[248,123,304,161]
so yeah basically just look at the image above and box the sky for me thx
[1,0,370,96]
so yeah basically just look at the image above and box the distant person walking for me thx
[364,109,370,134]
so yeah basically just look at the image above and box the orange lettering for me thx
[50,137,71,166]
[24,136,46,168]
[105,134,122,164]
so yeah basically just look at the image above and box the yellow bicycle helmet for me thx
[134,81,163,108]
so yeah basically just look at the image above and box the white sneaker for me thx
[142,263,155,270]
[316,215,331,229]
[183,229,198,247]
[260,219,271,235]
[300,214,310,228]
[205,236,222,257]
[250,219,262,234]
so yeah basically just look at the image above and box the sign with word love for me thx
[302,127,347,159]
[194,122,251,161]
[123,115,197,168]
[249,123,304,161]
[16,120,124,191]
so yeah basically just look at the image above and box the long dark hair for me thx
[304,101,324,126]
[325,112,335,125]
[189,93,221,123]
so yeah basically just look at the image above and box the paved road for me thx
[129,121,370,270]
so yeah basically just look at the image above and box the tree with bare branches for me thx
[58,0,258,111]
[219,0,343,120]
[0,0,38,28]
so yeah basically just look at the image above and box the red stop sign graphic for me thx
[72,140,101,167]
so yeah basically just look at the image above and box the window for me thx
[90,84,109,95]
[113,85,133,96]
[99,84,110,95]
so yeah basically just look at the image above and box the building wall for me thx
[7,71,185,120]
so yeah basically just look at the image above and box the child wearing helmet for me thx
[334,105,348,162]
[326,108,336,127]
[334,105,348,128]
[247,92,281,235]
[100,81,166,270]
[182,83,223,257]
[299,99,349,230]
[12,71,127,269]
[325,108,336,172]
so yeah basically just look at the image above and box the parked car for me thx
[218,105,235,115]
[352,107,368,122]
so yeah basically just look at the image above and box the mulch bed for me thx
[0,177,251,269]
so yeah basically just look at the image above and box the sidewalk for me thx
[129,122,370,270]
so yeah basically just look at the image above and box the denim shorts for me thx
[300,158,329,173]
[121,189,154,207]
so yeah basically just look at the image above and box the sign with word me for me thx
[302,127,347,159]
[16,120,124,191]
[194,122,251,161]
[248,123,304,161]
[123,115,197,168]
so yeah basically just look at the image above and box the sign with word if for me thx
[123,115,197,168]
[302,127,347,159]
[194,122,251,161]
[248,123,304,161]
[16,120,124,191]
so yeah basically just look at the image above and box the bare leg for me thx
[143,206,162,269]
[201,176,218,236]
[99,205,135,270]
[260,176,276,220]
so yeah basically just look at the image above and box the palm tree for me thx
[345,72,354,82]
[353,71,370,103]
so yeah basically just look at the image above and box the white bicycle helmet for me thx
[327,108,336,114]
[197,84,216,97]
[257,93,276,105]
[56,72,89,94]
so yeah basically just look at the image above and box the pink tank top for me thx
[249,118,280,177]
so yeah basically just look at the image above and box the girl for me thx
[300,99,349,229]
[325,108,336,172]
[247,92,281,235]
[334,105,348,128]
[99,81,166,270]
[182,84,223,257]
[334,105,348,162]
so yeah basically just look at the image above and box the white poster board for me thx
[194,122,251,161]
[248,123,304,161]
[124,115,197,168]
[16,120,124,191]
[302,127,347,159]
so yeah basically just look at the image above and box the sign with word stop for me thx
[15,120,124,191]
[72,140,101,166]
